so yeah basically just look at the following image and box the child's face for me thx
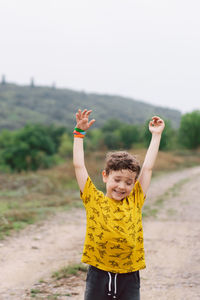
[102,169,137,201]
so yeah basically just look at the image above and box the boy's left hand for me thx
[149,116,165,134]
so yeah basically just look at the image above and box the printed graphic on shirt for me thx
[80,177,146,273]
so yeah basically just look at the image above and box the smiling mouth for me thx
[113,190,125,195]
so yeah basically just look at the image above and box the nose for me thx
[118,181,126,190]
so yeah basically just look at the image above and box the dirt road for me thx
[0,166,200,299]
[141,167,200,300]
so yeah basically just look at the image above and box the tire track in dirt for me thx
[0,166,200,299]
[141,167,200,300]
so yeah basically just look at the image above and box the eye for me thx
[126,182,132,186]
[114,179,120,183]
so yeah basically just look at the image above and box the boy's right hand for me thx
[75,109,96,131]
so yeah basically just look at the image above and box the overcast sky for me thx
[1,0,200,113]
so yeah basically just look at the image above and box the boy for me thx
[73,109,165,300]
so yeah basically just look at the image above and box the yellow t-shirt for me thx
[80,176,146,273]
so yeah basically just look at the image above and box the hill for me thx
[0,83,181,130]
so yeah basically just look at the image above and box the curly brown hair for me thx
[104,151,141,179]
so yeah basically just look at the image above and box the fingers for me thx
[88,119,96,128]
[152,116,163,121]
[150,116,164,126]
[75,109,95,129]
[86,110,92,117]
[76,109,82,122]
[75,113,80,122]
[76,109,92,119]
[149,120,154,127]
[81,109,87,119]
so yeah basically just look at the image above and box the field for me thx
[0,149,200,299]
[1,148,200,240]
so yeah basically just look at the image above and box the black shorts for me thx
[84,265,140,300]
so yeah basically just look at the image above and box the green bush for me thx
[58,133,73,157]
[118,124,141,149]
[179,111,200,149]
[0,124,64,171]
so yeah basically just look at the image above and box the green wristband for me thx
[74,127,85,133]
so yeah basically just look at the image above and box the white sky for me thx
[0,0,200,113]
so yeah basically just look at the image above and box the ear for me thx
[102,170,108,183]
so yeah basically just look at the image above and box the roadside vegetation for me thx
[0,146,200,240]
[0,161,81,239]
[142,177,189,218]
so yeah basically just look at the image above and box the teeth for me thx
[115,191,124,194]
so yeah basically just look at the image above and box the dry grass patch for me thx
[25,263,88,299]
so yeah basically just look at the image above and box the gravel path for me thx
[0,166,200,299]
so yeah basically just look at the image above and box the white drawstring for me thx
[113,273,118,298]
[107,272,118,299]
[108,272,112,296]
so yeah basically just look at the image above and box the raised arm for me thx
[138,116,165,196]
[73,109,95,192]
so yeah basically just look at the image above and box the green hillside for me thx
[0,83,181,130]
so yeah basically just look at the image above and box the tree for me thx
[1,74,6,85]
[1,124,56,171]
[119,124,140,149]
[45,125,67,152]
[103,131,122,150]
[58,133,73,157]
[100,119,122,150]
[179,110,200,149]
[0,129,15,148]
[102,119,123,132]
[30,77,35,88]
[84,129,104,151]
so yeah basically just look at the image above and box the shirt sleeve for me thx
[80,176,103,208]
[132,180,146,208]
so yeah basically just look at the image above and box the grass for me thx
[0,148,199,239]
[26,263,87,299]
[30,289,71,299]
[142,177,191,218]
[30,289,42,295]
[0,198,83,239]
[142,206,158,218]
[52,263,88,280]
[0,167,82,239]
